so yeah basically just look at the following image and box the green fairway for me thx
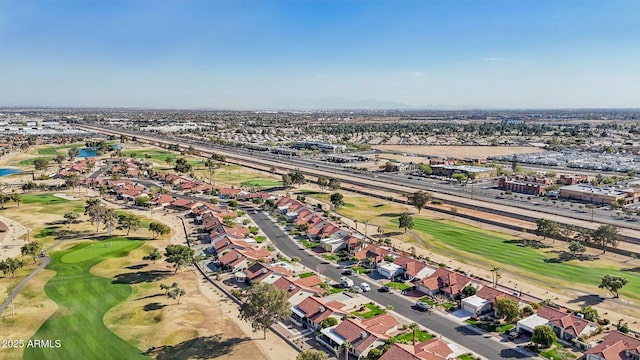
[24,239,150,360]
[17,157,54,166]
[21,194,69,205]
[406,218,640,299]
[121,149,177,163]
[36,143,85,155]
[240,179,282,187]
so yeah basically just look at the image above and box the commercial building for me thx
[559,184,638,205]
[431,164,496,179]
[498,175,555,196]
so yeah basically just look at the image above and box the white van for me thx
[360,283,371,292]
[340,276,354,288]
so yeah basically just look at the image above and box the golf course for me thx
[23,239,150,360]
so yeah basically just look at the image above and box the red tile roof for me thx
[536,306,592,338]
[584,331,640,360]
[417,268,472,296]
[394,256,429,278]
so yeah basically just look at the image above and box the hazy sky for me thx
[0,0,638,109]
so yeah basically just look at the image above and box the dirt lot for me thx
[372,145,545,159]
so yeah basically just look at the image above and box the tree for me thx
[238,282,291,339]
[599,274,628,298]
[408,322,420,345]
[592,224,620,252]
[568,241,586,257]
[532,325,556,348]
[174,158,192,173]
[297,349,328,360]
[281,173,292,188]
[328,178,341,191]
[398,213,414,234]
[290,171,306,186]
[134,196,150,207]
[0,257,26,278]
[21,241,43,263]
[418,163,432,175]
[54,153,66,165]
[164,244,195,274]
[149,221,170,239]
[461,284,477,299]
[63,211,80,227]
[160,282,175,295]
[451,173,467,183]
[495,297,520,323]
[367,348,383,360]
[490,266,501,287]
[10,193,21,207]
[64,175,81,191]
[168,285,186,304]
[143,248,162,263]
[330,192,344,209]
[317,177,329,192]
[102,208,118,235]
[536,218,560,241]
[117,213,142,235]
[321,317,338,328]
[68,147,80,161]
[580,307,599,322]
[341,340,352,360]
[84,199,106,232]
[409,191,431,213]
[33,158,49,171]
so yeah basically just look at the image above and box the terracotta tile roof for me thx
[536,306,591,337]
[361,313,399,335]
[152,194,174,205]
[394,256,428,277]
[354,245,391,262]
[171,198,192,207]
[417,268,472,296]
[476,285,518,305]
[296,296,334,324]
[220,187,243,196]
[333,318,382,354]
[584,331,640,360]
[219,250,246,266]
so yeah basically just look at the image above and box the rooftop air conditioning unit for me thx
[361,331,368,339]
[318,306,326,313]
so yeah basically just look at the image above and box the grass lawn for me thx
[539,343,577,360]
[406,218,640,300]
[386,281,412,291]
[24,239,150,360]
[321,254,339,262]
[35,143,85,156]
[241,179,282,187]
[457,354,477,360]
[255,235,266,243]
[419,297,436,306]
[21,194,69,205]
[352,303,386,319]
[17,157,54,166]
[299,272,315,279]
[465,319,514,333]
[352,266,369,274]
[329,285,345,294]
[301,239,319,249]
[390,329,433,343]
[121,149,178,163]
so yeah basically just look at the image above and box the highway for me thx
[245,207,535,360]
[79,123,640,247]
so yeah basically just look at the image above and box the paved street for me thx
[247,209,536,360]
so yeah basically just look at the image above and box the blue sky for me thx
[0,0,638,109]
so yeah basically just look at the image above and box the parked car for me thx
[341,268,353,275]
[360,283,371,292]
[508,330,521,340]
[351,285,363,293]
[414,301,429,311]
[379,285,390,293]
[340,277,354,288]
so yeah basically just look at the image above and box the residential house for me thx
[291,296,347,330]
[415,268,473,299]
[377,262,404,280]
[516,306,597,341]
[319,314,399,359]
[379,338,454,360]
[354,245,391,268]
[583,331,640,360]
[394,256,436,281]
[462,286,521,317]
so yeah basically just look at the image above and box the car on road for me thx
[379,285,390,293]
[341,268,353,275]
[360,283,371,292]
[414,301,429,311]
[351,285,363,293]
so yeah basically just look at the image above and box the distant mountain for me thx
[268,97,412,110]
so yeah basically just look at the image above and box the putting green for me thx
[24,239,150,360]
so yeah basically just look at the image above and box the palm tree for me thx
[491,266,501,288]
[341,340,352,360]
[408,322,420,345]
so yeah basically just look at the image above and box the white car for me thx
[360,283,371,292]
